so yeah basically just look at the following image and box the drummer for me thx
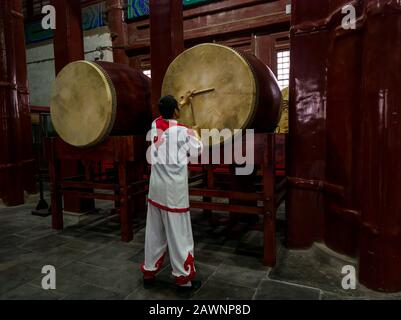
[141,95,203,292]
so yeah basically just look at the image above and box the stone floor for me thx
[1,193,401,300]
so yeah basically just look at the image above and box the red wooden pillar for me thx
[358,0,401,293]
[52,0,94,212]
[263,134,277,267]
[106,0,129,64]
[118,161,132,242]
[324,0,365,257]
[287,0,329,248]
[150,0,184,118]
[252,35,274,71]
[0,0,24,206]
[52,0,84,74]
[13,0,36,195]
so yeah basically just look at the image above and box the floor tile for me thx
[0,283,64,300]
[62,284,125,300]
[255,280,321,300]
[125,282,190,300]
[210,264,267,288]
[193,280,256,300]
[0,264,41,296]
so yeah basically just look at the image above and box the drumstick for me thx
[192,88,215,96]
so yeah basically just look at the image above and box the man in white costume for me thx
[141,95,203,292]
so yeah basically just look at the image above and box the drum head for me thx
[162,44,258,146]
[50,61,116,148]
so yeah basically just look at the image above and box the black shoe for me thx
[176,280,202,293]
[143,277,156,289]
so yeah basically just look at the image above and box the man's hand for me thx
[179,91,194,109]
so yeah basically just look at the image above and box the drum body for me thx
[242,51,283,134]
[161,44,282,146]
[51,61,151,148]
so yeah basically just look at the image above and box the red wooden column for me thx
[52,0,84,74]
[52,0,94,213]
[263,134,277,267]
[287,0,329,248]
[106,0,129,64]
[13,0,36,195]
[252,35,274,70]
[149,0,184,118]
[324,0,365,257]
[0,0,24,206]
[358,0,401,293]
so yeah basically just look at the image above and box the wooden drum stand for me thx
[189,133,286,267]
[47,136,148,242]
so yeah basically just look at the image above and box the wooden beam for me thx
[126,14,290,57]
[190,188,265,201]
[62,190,117,202]
[190,201,264,215]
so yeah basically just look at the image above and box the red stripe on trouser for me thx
[175,253,196,285]
[141,252,166,278]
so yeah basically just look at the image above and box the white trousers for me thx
[141,203,196,285]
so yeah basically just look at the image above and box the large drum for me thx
[50,61,151,148]
[162,43,282,146]
[276,87,289,134]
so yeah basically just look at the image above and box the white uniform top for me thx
[148,117,203,213]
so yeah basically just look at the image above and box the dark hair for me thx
[158,95,178,119]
